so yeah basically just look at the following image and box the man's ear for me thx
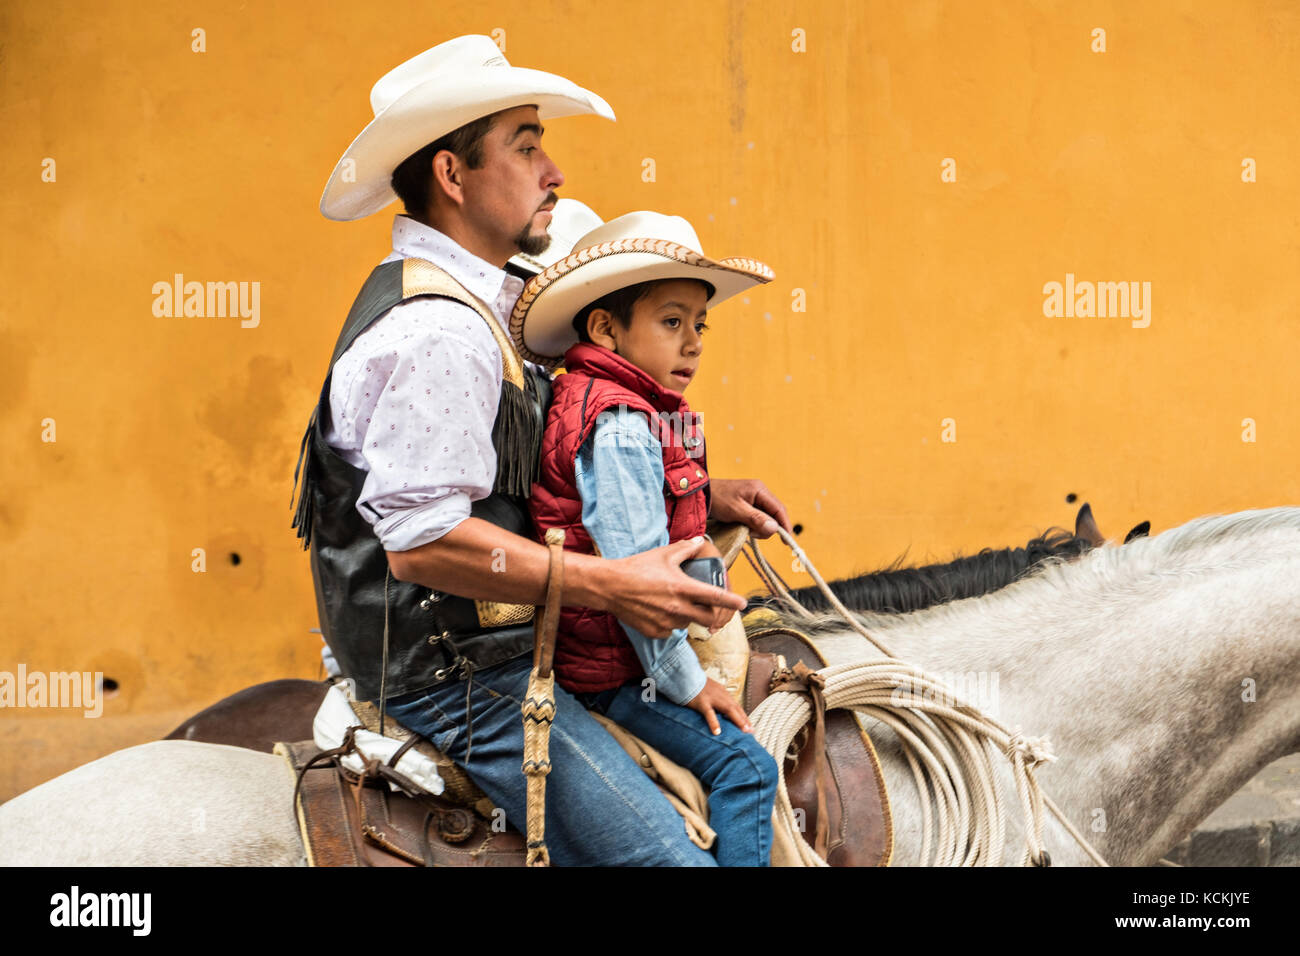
[587,309,619,351]
[430,150,464,206]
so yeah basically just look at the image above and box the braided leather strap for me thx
[522,528,565,866]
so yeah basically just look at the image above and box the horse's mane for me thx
[749,507,1300,639]
[749,527,1092,616]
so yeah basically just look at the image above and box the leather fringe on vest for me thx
[290,405,320,549]
[492,369,543,500]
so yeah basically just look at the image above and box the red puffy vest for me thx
[530,342,711,693]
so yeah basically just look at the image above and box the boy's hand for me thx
[685,677,753,735]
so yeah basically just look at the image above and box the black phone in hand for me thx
[680,557,726,589]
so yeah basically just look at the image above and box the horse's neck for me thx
[857,522,1300,866]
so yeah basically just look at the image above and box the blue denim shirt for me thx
[573,405,708,706]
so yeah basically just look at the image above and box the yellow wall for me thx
[3,0,1298,798]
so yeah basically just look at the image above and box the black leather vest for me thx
[291,258,551,702]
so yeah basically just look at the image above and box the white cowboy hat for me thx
[320,35,615,221]
[507,198,604,275]
[509,211,774,367]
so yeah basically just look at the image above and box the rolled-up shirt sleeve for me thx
[575,406,708,706]
[327,298,504,552]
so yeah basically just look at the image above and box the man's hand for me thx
[595,537,745,639]
[710,478,792,539]
[685,677,753,735]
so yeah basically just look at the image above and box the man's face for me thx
[458,105,564,264]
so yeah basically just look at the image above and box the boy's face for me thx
[590,279,711,392]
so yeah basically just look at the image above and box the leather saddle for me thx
[281,623,892,867]
[279,735,527,867]
[745,626,892,866]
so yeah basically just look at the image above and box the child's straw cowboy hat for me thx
[320,35,615,221]
[510,211,774,367]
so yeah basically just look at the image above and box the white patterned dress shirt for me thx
[322,215,529,551]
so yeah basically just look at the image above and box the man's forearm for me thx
[388,517,744,640]
[386,516,610,609]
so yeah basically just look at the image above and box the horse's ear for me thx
[1075,503,1106,547]
[1124,521,1151,543]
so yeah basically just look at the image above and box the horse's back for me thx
[0,740,303,866]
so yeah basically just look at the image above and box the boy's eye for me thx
[695,322,709,334]
[664,316,681,328]
[520,147,536,155]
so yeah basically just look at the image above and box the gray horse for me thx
[2,507,1296,865]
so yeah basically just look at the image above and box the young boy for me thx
[511,211,779,866]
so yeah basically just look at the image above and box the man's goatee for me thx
[516,230,552,257]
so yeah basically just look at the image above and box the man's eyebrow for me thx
[507,122,544,144]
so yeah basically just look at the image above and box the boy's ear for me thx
[587,308,619,351]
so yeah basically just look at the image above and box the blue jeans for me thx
[383,656,718,866]
[579,681,779,867]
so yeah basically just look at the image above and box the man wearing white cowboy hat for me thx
[292,35,791,866]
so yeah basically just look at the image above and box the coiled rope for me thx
[744,528,1108,867]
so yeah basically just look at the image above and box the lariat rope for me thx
[744,528,1108,867]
